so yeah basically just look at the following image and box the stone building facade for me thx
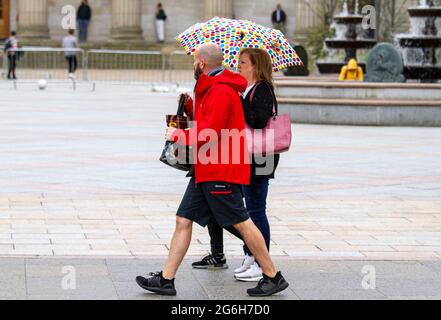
[1,0,322,42]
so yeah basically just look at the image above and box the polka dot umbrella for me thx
[176,17,303,72]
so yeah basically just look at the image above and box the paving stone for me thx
[26,275,118,297]
[376,278,441,297]
[0,256,439,299]
[0,276,27,299]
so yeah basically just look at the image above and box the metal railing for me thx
[1,47,195,84]
[166,51,195,83]
[2,47,85,80]
[86,49,163,83]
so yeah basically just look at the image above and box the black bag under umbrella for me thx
[159,95,192,172]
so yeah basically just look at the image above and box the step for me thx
[274,80,441,101]
[278,97,441,107]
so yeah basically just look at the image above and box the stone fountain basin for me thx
[399,37,441,47]
[408,7,441,17]
[325,40,377,49]
[333,15,364,24]
[405,65,441,79]
[316,62,366,74]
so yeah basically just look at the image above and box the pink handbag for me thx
[245,83,292,156]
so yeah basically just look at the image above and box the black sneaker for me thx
[192,253,228,269]
[136,271,177,296]
[247,272,289,297]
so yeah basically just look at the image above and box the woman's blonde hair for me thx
[240,48,274,87]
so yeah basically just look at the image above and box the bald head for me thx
[195,43,224,69]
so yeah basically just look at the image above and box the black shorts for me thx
[177,178,250,228]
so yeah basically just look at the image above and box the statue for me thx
[364,43,406,83]
[339,59,364,81]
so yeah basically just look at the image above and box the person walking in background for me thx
[63,29,79,79]
[155,3,167,43]
[136,43,289,297]
[271,4,287,34]
[77,0,92,42]
[192,48,280,282]
[3,31,18,80]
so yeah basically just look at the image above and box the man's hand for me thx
[165,126,177,141]
[177,93,191,104]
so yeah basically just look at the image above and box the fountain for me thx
[397,0,441,82]
[317,0,377,74]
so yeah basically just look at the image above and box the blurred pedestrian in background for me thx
[156,3,167,43]
[63,29,79,79]
[271,4,287,34]
[3,31,18,80]
[77,0,92,42]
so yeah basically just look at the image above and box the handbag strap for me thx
[177,94,187,116]
[249,81,278,117]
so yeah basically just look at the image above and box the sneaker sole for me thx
[192,264,229,270]
[234,275,263,282]
[247,281,289,297]
[136,279,177,296]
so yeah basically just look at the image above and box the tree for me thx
[376,0,413,42]
[302,0,343,62]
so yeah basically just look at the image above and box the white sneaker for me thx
[68,73,75,79]
[234,254,255,274]
[234,262,263,282]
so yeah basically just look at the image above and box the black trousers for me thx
[208,220,244,255]
[66,55,78,74]
[7,55,17,78]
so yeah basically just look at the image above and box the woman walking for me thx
[192,48,280,282]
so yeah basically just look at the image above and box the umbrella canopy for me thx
[176,17,303,72]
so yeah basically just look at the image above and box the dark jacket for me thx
[242,81,280,180]
[156,9,167,20]
[271,9,286,24]
[77,4,92,21]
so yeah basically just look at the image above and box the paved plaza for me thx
[0,81,440,299]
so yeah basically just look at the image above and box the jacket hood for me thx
[348,59,358,70]
[195,69,248,96]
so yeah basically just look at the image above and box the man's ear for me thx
[200,60,206,70]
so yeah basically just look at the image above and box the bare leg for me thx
[234,219,276,277]
[163,216,193,279]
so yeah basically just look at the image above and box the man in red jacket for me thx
[136,43,289,297]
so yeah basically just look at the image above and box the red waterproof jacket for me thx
[172,69,250,185]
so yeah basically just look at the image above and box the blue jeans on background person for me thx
[78,20,89,42]
[208,176,271,256]
[242,177,271,255]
